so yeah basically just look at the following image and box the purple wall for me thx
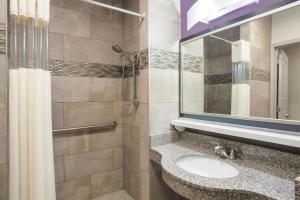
[181,0,290,39]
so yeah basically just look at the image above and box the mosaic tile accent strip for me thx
[49,59,123,78]
[150,48,179,70]
[0,23,6,54]
[182,54,203,73]
[139,48,148,70]
[204,68,270,85]
[251,68,270,82]
[205,73,232,84]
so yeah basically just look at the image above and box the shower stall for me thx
[5,0,147,199]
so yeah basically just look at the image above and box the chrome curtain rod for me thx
[209,35,233,45]
[80,0,145,18]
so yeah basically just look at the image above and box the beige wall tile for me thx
[123,16,140,42]
[55,157,64,183]
[123,147,140,176]
[137,69,149,104]
[90,15,122,43]
[50,6,90,37]
[49,33,64,60]
[52,76,90,103]
[89,78,121,102]
[0,55,7,110]
[63,102,113,128]
[0,0,7,23]
[64,149,114,180]
[64,35,122,65]
[56,177,91,200]
[123,103,149,132]
[0,110,7,165]
[53,134,90,156]
[123,124,140,152]
[123,170,141,200]
[150,103,178,135]
[150,68,178,103]
[114,147,123,169]
[0,164,7,200]
[149,15,179,52]
[149,0,180,22]
[52,103,64,130]
[114,101,123,123]
[91,169,123,198]
[123,36,140,52]
[90,125,122,150]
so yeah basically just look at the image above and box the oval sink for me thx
[176,155,239,178]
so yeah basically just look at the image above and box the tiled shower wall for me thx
[122,0,150,199]
[203,28,239,115]
[50,0,124,199]
[0,0,7,198]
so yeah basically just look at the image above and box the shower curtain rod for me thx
[80,0,145,18]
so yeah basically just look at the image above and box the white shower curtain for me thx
[231,40,251,116]
[9,0,56,200]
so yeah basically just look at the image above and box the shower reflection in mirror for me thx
[180,4,300,122]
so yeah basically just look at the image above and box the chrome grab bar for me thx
[53,121,117,136]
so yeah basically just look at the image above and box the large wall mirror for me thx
[180,4,300,124]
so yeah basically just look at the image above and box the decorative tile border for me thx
[204,68,270,85]
[251,68,270,82]
[49,59,123,78]
[139,48,148,70]
[182,54,203,73]
[150,48,179,70]
[0,23,5,54]
[205,73,232,84]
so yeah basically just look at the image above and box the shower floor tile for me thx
[93,190,135,200]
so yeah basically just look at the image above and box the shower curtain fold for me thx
[9,0,56,200]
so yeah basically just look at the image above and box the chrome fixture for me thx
[214,144,236,160]
[112,45,139,109]
[80,0,145,18]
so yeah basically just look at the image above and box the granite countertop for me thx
[151,142,295,200]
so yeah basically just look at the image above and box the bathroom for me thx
[0,0,300,200]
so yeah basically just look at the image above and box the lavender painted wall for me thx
[181,0,292,39]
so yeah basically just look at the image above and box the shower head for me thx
[112,44,124,54]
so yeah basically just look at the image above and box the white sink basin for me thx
[176,155,239,178]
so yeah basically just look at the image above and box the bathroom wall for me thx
[0,0,7,198]
[240,17,271,118]
[148,0,183,199]
[50,1,124,199]
[283,43,300,120]
[149,0,180,136]
[121,0,150,199]
[181,39,204,114]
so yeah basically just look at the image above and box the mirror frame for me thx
[179,0,300,131]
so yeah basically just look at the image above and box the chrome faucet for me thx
[214,144,236,160]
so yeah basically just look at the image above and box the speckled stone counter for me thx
[296,177,300,200]
[150,131,300,200]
